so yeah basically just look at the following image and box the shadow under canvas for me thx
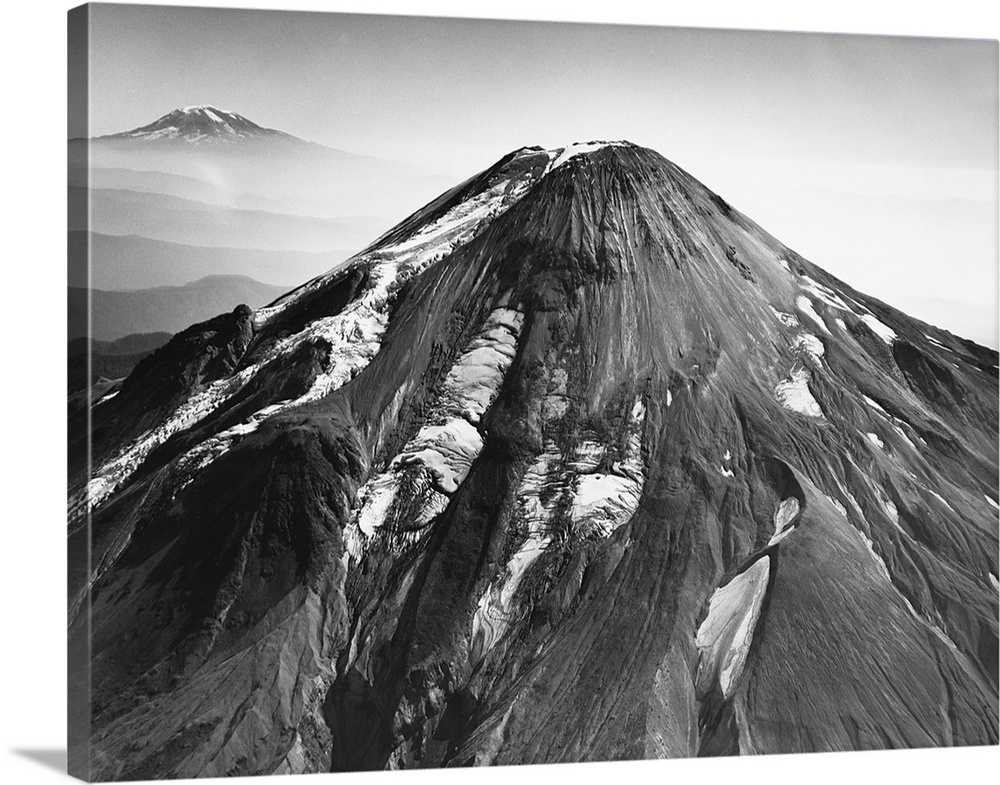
[12,748,68,774]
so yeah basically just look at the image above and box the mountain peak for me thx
[69,137,999,778]
[101,106,300,145]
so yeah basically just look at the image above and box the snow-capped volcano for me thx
[101,105,302,145]
[69,140,999,779]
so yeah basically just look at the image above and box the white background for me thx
[1,1,997,784]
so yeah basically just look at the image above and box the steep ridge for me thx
[68,142,999,779]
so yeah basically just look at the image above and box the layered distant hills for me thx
[68,275,289,342]
[69,105,455,344]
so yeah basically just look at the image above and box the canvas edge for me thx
[67,3,92,782]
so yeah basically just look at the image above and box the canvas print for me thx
[67,3,999,781]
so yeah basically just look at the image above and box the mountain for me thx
[71,107,456,227]
[67,141,999,780]
[68,275,289,342]
[70,108,463,293]
[99,105,308,146]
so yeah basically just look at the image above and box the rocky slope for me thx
[68,141,999,780]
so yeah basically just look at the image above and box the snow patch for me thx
[776,258,791,272]
[925,334,955,353]
[990,573,999,592]
[866,432,884,449]
[344,308,524,559]
[568,399,645,538]
[181,104,233,114]
[696,557,771,698]
[796,295,830,335]
[547,141,626,171]
[985,495,1000,513]
[775,368,824,418]
[769,306,800,329]
[571,473,642,530]
[793,333,824,365]
[568,440,605,473]
[768,497,800,546]
[869,483,900,529]
[799,275,852,311]
[861,314,897,344]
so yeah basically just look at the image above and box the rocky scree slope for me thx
[68,142,999,779]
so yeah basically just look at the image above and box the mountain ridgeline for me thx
[68,142,999,779]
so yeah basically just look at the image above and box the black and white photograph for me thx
[6,2,1000,784]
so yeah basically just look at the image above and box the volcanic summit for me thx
[68,141,999,779]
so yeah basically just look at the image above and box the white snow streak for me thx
[345,308,524,559]
[547,141,627,172]
[863,395,889,415]
[255,163,539,326]
[927,489,955,513]
[825,495,848,518]
[77,161,542,518]
[799,275,852,311]
[861,314,897,345]
[925,334,954,352]
[853,526,892,582]
[796,295,830,335]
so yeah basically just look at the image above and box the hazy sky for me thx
[81,2,999,345]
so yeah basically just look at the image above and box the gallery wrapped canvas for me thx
[68,3,999,781]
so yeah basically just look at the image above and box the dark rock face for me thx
[68,142,999,780]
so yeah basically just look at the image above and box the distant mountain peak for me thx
[101,106,302,145]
